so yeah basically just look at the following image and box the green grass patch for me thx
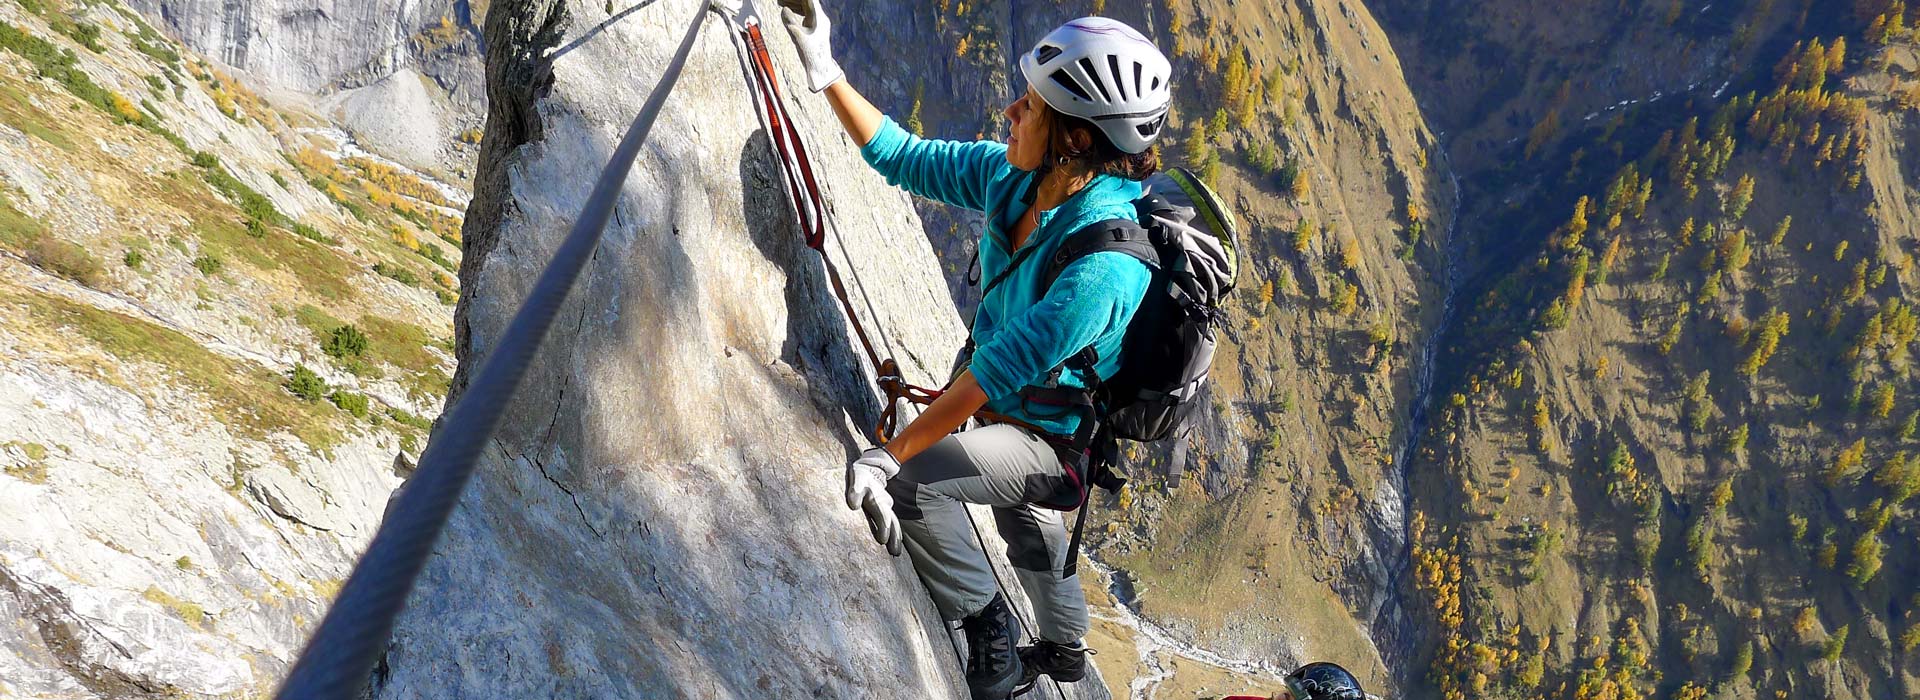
[307,176,370,222]
[293,303,344,336]
[0,189,50,250]
[323,324,368,360]
[3,441,50,483]
[13,289,344,451]
[0,22,145,127]
[130,32,181,70]
[286,363,326,401]
[153,171,357,302]
[291,305,375,375]
[0,81,77,151]
[5,461,49,483]
[290,222,337,245]
[386,408,432,430]
[133,102,187,152]
[192,153,282,224]
[372,261,421,287]
[31,236,103,285]
[358,315,439,374]
[401,367,451,405]
[327,390,368,418]
[50,19,102,53]
[416,240,456,273]
[0,191,103,286]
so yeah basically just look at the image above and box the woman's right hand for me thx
[775,0,843,93]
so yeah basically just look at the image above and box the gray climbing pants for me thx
[885,423,1089,644]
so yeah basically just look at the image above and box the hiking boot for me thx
[1014,639,1092,694]
[959,595,1023,700]
[1016,639,1090,687]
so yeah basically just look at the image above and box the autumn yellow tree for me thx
[1223,51,1253,125]
[1825,438,1868,486]
[1564,196,1591,249]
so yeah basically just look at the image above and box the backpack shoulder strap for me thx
[1041,217,1158,291]
[1026,217,1159,386]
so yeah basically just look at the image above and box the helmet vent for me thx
[1135,113,1165,138]
[1133,62,1144,99]
[1035,44,1064,64]
[1077,57,1112,102]
[1151,76,1161,91]
[1049,70,1092,101]
[1108,55,1127,101]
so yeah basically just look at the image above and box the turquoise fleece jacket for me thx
[860,116,1151,436]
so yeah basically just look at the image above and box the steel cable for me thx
[272,5,710,698]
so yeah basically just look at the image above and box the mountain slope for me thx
[1374,2,1920,698]
[0,0,468,695]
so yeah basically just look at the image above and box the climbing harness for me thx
[271,5,711,699]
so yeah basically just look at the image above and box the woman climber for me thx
[772,1,1168,698]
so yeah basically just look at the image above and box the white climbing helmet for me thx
[1018,16,1172,155]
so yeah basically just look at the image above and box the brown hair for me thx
[1038,102,1160,181]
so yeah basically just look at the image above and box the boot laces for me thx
[1027,639,1092,668]
[960,615,1013,673]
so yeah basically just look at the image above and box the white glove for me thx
[845,447,902,555]
[775,0,844,93]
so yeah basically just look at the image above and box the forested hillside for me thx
[1376,1,1920,697]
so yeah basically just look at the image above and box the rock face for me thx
[372,1,1101,697]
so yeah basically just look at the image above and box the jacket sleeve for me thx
[968,252,1151,401]
[860,116,1008,213]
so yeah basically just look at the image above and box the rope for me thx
[271,6,710,698]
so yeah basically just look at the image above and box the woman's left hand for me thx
[775,0,843,93]
[845,447,902,555]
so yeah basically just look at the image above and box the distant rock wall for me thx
[125,0,441,93]
[124,0,483,174]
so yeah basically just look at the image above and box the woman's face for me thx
[1004,86,1050,171]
